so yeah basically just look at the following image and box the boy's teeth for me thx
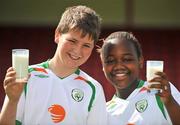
[71,54,80,60]
[72,56,78,59]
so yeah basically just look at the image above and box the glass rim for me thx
[12,49,29,53]
[146,60,164,63]
[12,49,29,51]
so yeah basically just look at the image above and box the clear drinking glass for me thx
[12,49,29,80]
[146,60,164,93]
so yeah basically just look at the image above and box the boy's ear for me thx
[54,30,61,43]
[139,56,144,69]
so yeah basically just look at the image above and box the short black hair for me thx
[99,31,143,59]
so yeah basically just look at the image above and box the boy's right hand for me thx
[3,67,29,103]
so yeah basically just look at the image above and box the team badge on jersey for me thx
[71,89,84,102]
[135,99,148,113]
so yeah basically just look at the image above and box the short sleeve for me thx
[170,82,180,105]
[16,90,26,124]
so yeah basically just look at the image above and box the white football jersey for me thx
[107,80,180,125]
[16,61,107,125]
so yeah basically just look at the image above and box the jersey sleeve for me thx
[86,84,108,125]
[16,88,26,124]
[163,82,180,125]
[170,82,180,105]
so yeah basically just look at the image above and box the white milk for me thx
[146,66,163,81]
[146,60,163,94]
[12,49,29,79]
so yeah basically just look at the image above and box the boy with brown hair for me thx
[0,5,107,125]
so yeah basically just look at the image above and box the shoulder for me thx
[79,69,102,88]
[27,61,51,80]
[28,61,49,74]
[77,69,105,96]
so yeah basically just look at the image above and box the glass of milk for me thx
[12,49,29,80]
[146,60,164,94]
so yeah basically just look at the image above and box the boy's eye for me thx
[68,39,76,43]
[83,44,91,48]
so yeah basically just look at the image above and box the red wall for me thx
[0,27,180,108]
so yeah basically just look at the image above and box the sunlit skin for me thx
[101,38,143,99]
[0,29,95,125]
[3,67,29,102]
[0,5,104,125]
[49,29,94,78]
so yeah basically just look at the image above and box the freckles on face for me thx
[102,39,142,89]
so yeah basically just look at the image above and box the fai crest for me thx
[71,89,84,102]
[135,99,148,113]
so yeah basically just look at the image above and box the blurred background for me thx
[0,0,180,107]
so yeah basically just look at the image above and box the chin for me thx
[69,65,79,69]
[66,61,80,67]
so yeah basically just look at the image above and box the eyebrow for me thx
[68,37,77,41]
[69,37,93,45]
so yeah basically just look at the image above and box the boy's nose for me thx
[73,45,82,55]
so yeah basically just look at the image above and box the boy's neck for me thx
[48,58,77,78]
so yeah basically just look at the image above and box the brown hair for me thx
[56,5,101,43]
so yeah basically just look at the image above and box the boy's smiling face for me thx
[101,38,143,90]
[55,29,94,69]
